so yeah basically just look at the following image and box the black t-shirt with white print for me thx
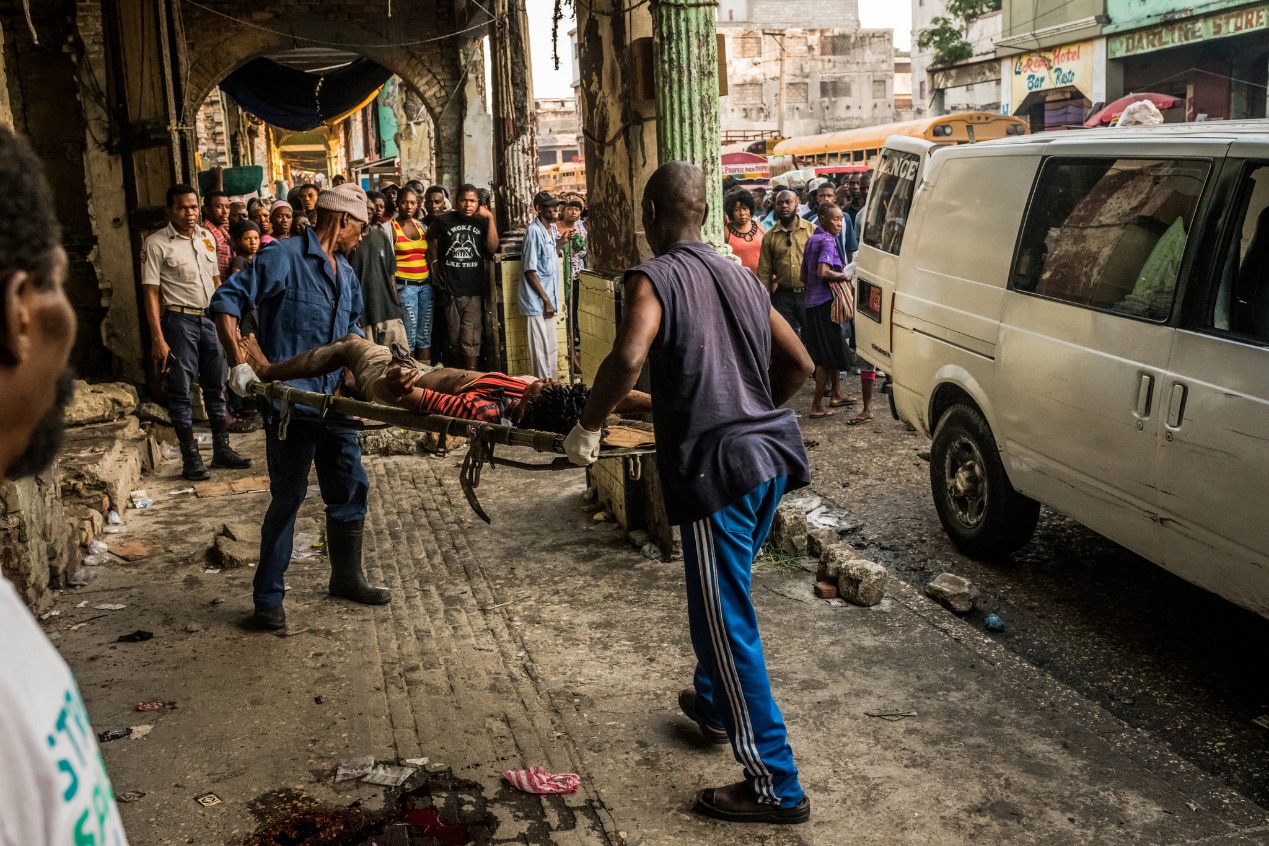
[430,211,491,297]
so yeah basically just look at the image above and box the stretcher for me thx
[250,381,656,523]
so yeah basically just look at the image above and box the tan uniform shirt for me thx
[141,223,221,309]
[756,216,816,291]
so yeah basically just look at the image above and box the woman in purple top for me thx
[800,202,854,418]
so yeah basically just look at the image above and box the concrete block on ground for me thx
[57,418,147,516]
[0,464,75,611]
[135,402,171,426]
[925,572,980,615]
[212,534,259,570]
[837,558,889,607]
[816,543,857,583]
[807,526,839,559]
[772,503,808,556]
[75,507,104,547]
[65,381,138,427]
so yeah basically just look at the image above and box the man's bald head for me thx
[641,161,709,255]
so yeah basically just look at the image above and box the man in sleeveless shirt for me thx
[564,162,815,824]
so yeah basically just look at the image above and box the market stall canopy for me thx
[1085,93,1181,128]
[721,151,770,179]
[219,57,393,132]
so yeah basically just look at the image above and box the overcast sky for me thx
[526,0,913,99]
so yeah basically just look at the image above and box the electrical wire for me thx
[179,0,497,48]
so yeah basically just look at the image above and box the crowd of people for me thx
[142,172,593,482]
[723,169,879,424]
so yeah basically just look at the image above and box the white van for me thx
[854,121,1269,620]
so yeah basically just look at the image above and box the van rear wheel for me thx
[930,404,1040,559]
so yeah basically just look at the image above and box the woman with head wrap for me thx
[268,200,293,242]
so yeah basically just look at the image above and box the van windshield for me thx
[862,149,920,255]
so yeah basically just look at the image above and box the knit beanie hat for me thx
[316,183,369,223]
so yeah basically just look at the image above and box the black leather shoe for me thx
[251,605,286,630]
[679,688,729,745]
[694,781,811,824]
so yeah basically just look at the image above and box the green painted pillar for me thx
[651,0,724,247]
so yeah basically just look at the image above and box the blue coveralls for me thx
[209,230,368,611]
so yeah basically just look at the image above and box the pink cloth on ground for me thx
[502,767,581,795]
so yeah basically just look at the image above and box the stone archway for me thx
[178,4,474,187]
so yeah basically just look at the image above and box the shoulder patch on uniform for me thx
[203,239,215,252]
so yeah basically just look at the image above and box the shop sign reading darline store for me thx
[1108,4,1268,59]
[1009,41,1096,110]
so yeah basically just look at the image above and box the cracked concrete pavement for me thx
[33,413,1269,845]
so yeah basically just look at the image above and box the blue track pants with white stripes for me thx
[682,476,804,808]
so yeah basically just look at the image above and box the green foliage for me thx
[917,17,973,67]
[917,0,1001,67]
[946,0,1002,22]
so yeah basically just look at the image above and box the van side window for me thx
[1010,158,1209,321]
[862,149,920,255]
[1209,164,1269,343]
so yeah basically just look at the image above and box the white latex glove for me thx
[563,423,602,467]
[229,363,259,398]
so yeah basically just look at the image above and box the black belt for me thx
[777,286,805,294]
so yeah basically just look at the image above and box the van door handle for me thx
[1166,383,1188,428]
[1135,374,1154,418]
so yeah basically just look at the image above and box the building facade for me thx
[995,0,1267,129]
[717,25,896,140]
[911,1,1004,118]
[536,97,581,166]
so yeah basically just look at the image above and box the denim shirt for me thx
[518,218,560,316]
[210,228,364,399]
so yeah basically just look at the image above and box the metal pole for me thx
[651,0,725,247]
[777,38,787,137]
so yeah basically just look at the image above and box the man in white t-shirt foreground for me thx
[0,126,130,845]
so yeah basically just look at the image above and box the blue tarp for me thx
[219,57,393,132]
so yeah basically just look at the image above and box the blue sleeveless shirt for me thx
[630,240,809,525]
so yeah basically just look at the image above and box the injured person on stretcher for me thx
[237,334,652,434]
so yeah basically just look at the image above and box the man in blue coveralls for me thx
[564,162,815,824]
[210,184,390,631]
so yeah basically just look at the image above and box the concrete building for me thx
[717,20,897,141]
[536,97,581,166]
[997,0,1267,130]
[911,0,1004,117]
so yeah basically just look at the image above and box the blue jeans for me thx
[160,312,227,429]
[397,281,434,353]
[255,416,369,611]
[681,476,804,808]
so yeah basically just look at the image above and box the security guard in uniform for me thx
[142,184,251,480]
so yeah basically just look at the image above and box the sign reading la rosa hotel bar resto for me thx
[1008,41,1096,109]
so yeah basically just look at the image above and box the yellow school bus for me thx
[773,112,1028,169]
[538,161,586,194]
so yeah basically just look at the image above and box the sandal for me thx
[809,410,836,419]
[224,415,258,434]
[846,414,873,426]
[830,397,857,408]
[694,781,811,824]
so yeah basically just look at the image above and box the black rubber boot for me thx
[327,518,390,605]
[175,427,210,481]
[210,431,252,469]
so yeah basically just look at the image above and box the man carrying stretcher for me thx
[235,333,651,434]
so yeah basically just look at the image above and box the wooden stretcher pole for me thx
[248,381,655,524]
